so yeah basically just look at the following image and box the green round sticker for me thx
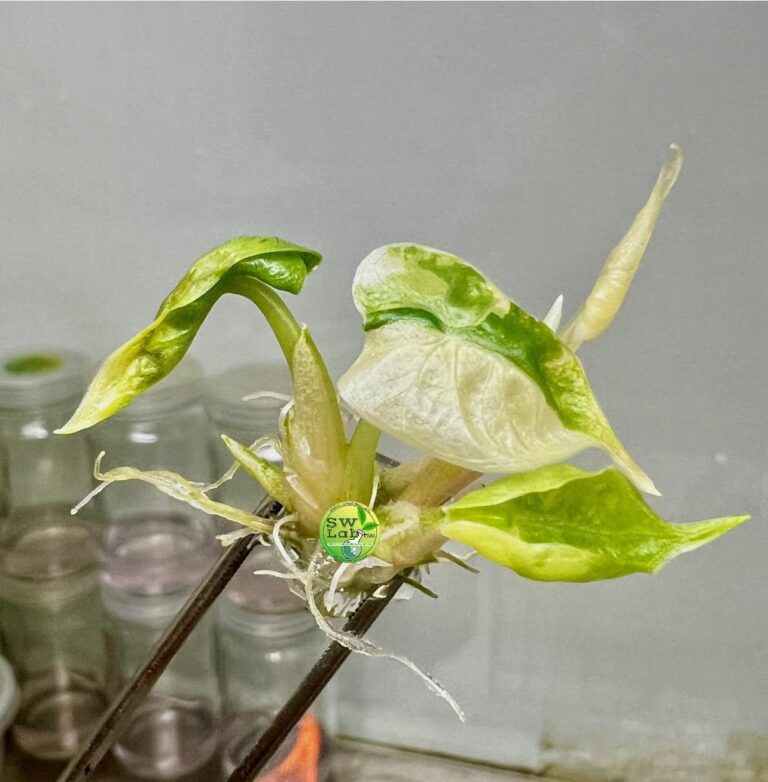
[320,501,379,563]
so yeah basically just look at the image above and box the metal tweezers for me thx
[58,457,403,782]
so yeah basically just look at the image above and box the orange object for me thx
[257,713,323,782]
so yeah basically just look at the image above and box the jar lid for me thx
[205,363,291,434]
[0,654,19,731]
[0,349,92,411]
[113,356,204,420]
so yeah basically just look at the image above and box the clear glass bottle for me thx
[0,349,109,762]
[93,356,222,779]
[102,579,220,780]
[92,356,216,528]
[205,363,290,515]
[215,547,333,780]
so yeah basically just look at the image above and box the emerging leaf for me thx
[442,465,748,582]
[57,237,321,433]
[338,244,657,494]
[344,418,381,506]
[561,146,683,351]
[281,327,347,533]
[221,434,291,508]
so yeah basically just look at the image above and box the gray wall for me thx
[1,3,766,771]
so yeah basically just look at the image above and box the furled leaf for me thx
[442,465,748,582]
[344,418,381,506]
[560,145,683,351]
[57,237,321,433]
[338,244,657,494]
[281,327,347,534]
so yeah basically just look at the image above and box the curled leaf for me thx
[57,237,320,433]
[339,244,656,494]
[560,145,683,351]
[442,465,748,582]
[78,453,275,534]
[221,434,291,508]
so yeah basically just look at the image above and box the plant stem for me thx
[226,274,303,364]
[398,458,481,507]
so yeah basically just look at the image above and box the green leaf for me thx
[220,434,290,508]
[339,244,657,494]
[442,465,748,582]
[57,237,321,434]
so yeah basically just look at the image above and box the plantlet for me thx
[59,147,747,717]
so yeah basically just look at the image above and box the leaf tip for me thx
[54,412,88,436]
[676,513,750,554]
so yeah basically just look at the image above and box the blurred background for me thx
[0,3,766,780]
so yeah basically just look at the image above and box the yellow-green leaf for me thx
[560,145,683,351]
[442,465,747,582]
[221,434,291,508]
[57,236,320,434]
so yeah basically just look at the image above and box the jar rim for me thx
[0,349,91,411]
[217,596,316,640]
[205,362,291,432]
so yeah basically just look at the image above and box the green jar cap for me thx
[0,349,91,411]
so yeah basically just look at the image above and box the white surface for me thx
[0,3,766,771]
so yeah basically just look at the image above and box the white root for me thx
[271,517,307,584]
[304,554,466,722]
[252,569,302,581]
[325,562,351,612]
[71,457,110,514]
[242,391,292,405]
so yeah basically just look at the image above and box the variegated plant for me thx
[59,147,747,715]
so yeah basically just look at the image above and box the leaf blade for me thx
[340,245,656,493]
[442,466,747,582]
[57,236,320,433]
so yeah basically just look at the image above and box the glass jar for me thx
[102,579,221,781]
[0,350,95,513]
[205,363,290,515]
[0,349,110,762]
[92,356,221,779]
[215,547,333,780]
[92,356,216,526]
